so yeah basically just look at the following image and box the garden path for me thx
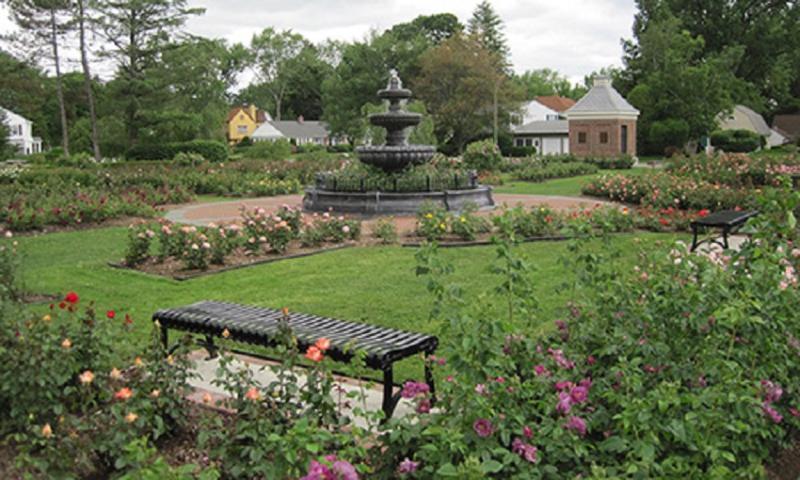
[165,193,616,236]
[185,350,416,428]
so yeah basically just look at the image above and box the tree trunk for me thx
[77,0,101,161]
[49,8,69,156]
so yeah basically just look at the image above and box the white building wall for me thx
[2,107,42,155]
[513,101,560,125]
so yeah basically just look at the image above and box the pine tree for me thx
[467,1,509,61]
[95,0,203,146]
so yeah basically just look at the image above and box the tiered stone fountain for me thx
[303,70,494,214]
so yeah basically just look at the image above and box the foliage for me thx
[198,319,370,478]
[125,140,229,162]
[462,139,503,172]
[415,33,521,153]
[467,0,509,60]
[94,0,204,147]
[710,129,763,153]
[241,139,292,161]
[512,68,587,100]
[513,162,599,182]
[373,217,399,244]
[450,203,491,241]
[0,287,196,477]
[623,10,742,154]
[126,206,360,270]
[315,160,476,193]
[248,27,308,121]
[373,191,800,476]
[416,202,451,241]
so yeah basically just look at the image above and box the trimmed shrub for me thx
[463,139,503,171]
[327,143,353,153]
[710,129,763,153]
[243,139,292,161]
[648,119,690,155]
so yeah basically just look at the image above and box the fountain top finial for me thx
[387,69,402,90]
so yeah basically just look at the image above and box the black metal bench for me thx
[152,301,438,420]
[690,209,758,252]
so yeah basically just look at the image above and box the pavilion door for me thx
[621,125,628,154]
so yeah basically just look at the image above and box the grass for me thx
[494,168,650,197]
[14,226,685,382]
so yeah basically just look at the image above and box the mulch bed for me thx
[109,242,357,280]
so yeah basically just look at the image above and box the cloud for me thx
[1,0,636,84]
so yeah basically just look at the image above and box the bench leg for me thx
[690,224,699,252]
[425,360,436,407]
[202,335,218,360]
[381,367,396,422]
[160,326,169,352]
[722,226,730,249]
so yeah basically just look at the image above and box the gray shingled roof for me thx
[735,105,771,136]
[566,78,638,116]
[512,120,568,135]
[270,120,329,139]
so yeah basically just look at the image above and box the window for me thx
[525,138,533,147]
[600,132,609,144]
[515,138,524,147]
[546,114,560,121]
[237,125,248,134]
[534,139,540,147]
[578,132,587,144]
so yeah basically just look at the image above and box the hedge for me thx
[710,129,763,153]
[125,140,229,162]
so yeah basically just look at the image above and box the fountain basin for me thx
[356,145,436,172]
[303,186,495,214]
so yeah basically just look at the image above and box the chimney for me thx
[593,75,612,88]
[248,104,257,120]
[297,115,304,124]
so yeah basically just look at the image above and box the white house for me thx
[1,107,42,155]
[252,117,338,146]
[717,105,787,149]
[511,96,576,155]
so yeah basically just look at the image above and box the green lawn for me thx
[494,167,650,197]
[15,227,684,381]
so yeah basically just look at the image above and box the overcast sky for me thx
[0,0,636,85]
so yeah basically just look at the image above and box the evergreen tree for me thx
[95,0,203,147]
[0,109,12,160]
[467,1,509,61]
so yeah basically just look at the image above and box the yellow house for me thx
[226,104,270,144]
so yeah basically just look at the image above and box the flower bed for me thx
[0,157,345,232]
[413,202,703,244]
[583,153,800,211]
[119,205,361,278]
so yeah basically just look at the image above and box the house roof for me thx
[535,96,575,113]
[733,105,771,137]
[512,120,569,135]
[773,113,800,141]
[566,77,639,118]
[0,106,30,125]
[226,106,271,124]
[270,120,329,139]
[251,122,286,140]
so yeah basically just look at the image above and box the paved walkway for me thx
[186,350,415,428]
[165,193,615,236]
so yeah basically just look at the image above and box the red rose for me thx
[698,209,710,218]
[64,291,79,304]
[106,310,116,319]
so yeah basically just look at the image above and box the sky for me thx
[0,0,636,85]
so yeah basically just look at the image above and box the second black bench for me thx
[690,209,758,252]
[152,300,438,420]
